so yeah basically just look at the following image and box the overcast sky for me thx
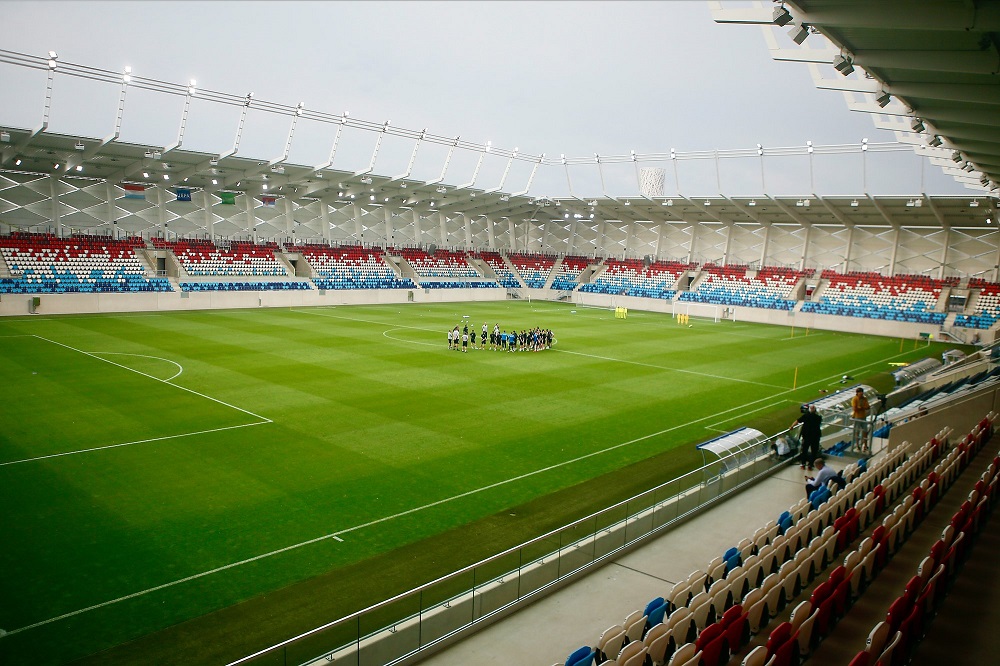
[0,1,968,197]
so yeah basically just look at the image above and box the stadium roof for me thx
[713,0,1000,194]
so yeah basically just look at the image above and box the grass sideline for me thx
[0,302,963,665]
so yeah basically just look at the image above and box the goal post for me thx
[672,301,721,323]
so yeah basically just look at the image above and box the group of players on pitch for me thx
[447,322,554,353]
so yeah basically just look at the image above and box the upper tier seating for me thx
[396,247,479,278]
[295,244,416,290]
[550,256,593,291]
[469,250,521,289]
[579,259,692,300]
[678,264,805,310]
[508,252,556,288]
[151,238,288,277]
[0,232,171,294]
[954,278,1000,330]
[801,271,948,324]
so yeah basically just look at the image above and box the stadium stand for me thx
[578,259,692,300]
[0,232,171,293]
[677,264,805,311]
[800,271,952,324]
[468,250,521,289]
[295,244,416,290]
[548,410,996,666]
[954,278,1000,330]
[395,247,479,278]
[151,238,288,277]
[549,255,593,291]
[507,252,556,288]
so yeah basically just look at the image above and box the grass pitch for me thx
[0,301,962,665]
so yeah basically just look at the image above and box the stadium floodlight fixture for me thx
[757,143,763,156]
[807,140,813,154]
[564,213,570,218]
[188,79,196,95]
[970,199,980,207]
[875,90,891,107]
[665,199,674,206]
[748,199,756,206]
[75,165,83,172]
[703,200,711,206]
[670,148,676,160]
[163,174,170,181]
[951,150,963,163]
[123,66,131,84]
[927,135,942,147]
[0,131,10,142]
[14,158,21,166]
[773,5,793,26]
[910,117,925,133]
[788,22,809,45]
[862,138,869,152]
[833,54,854,76]
[296,102,304,116]
[964,162,976,173]
[211,179,217,185]
[590,213,595,219]
[47,51,57,69]
[370,195,375,201]
[74,141,85,150]
[851,200,859,207]
[142,171,149,178]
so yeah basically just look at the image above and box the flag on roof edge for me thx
[122,183,145,200]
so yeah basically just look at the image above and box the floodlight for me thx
[665,199,674,206]
[53,163,59,169]
[757,143,763,156]
[851,200,859,207]
[862,138,869,152]
[970,200,980,207]
[123,66,131,84]
[833,54,854,76]
[927,135,942,147]
[807,140,813,154]
[773,5,793,26]
[48,50,57,59]
[0,132,9,142]
[910,117,925,133]
[875,90,891,107]
[74,141,85,151]
[75,165,83,172]
[163,174,169,181]
[188,79,196,95]
[748,199,756,207]
[952,151,963,163]
[788,23,809,45]
[14,158,21,166]
[211,179,218,185]
[963,162,976,173]
[142,171,149,178]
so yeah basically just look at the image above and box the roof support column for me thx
[888,226,901,275]
[411,210,421,247]
[654,223,664,260]
[438,212,448,248]
[383,207,394,249]
[993,232,1000,282]
[203,191,214,241]
[688,224,698,266]
[843,225,855,273]
[759,223,771,268]
[155,185,167,240]
[353,203,364,245]
[800,224,812,272]
[625,220,635,256]
[50,174,63,237]
[463,213,472,248]
[508,217,517,253]
[568,219,578,256]
[246,194,257,243]
[320,202,331,245]
[105,181,117,238]
[722,223,733,266]
[938,227,950,280]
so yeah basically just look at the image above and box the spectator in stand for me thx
[804,459,842,497]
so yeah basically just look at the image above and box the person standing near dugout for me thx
[792,404,823,470]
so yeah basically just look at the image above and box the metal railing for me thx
[227,432,793,666]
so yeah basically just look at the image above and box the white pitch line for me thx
[553,348,788,389]
[0,421,269,468]
[90,352,184,382]
[2,342,925,634]
[381,329,441,348]
[33,335,270,422]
